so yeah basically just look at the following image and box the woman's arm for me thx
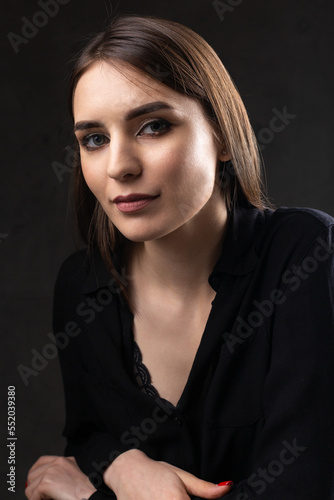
[25,453,233,500]
[103,448,233,500]
[219,222,334,499]
[51,253,132,495]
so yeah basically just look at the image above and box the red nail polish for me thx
[25,481,28,489]
[218,481,233,486]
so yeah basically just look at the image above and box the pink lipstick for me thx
[113,193,159,213]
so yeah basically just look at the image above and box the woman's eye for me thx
[78,120,171,150]
[139,119,172,136]
[80,133,109,151]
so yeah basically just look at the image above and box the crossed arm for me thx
[25,451,233,500]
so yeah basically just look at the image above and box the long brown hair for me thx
[68,14,268,302]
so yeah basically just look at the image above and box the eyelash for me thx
[78,118,172,152]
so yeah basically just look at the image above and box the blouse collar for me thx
[83,203,269,295]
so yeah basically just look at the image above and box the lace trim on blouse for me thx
[132,339,160,399]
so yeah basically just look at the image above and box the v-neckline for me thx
[129,295,218,410]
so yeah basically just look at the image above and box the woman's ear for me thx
[218,148,231,162]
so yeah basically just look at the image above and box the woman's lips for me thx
[115,196,159,213]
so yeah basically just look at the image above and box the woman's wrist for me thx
[103,449,147,491]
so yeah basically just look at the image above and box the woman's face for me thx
[73,61,227,242]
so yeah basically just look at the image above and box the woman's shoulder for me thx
[254,205,334,265]
[54,247,111,295]
[55,248,90,285]
[230,204,334,264]
[269,205,334,228]
[261,205,334,244]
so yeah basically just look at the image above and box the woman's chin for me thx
[118,229,165,243]
[117,225,175,243]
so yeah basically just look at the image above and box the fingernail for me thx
[25,481,28,489]
[218,481,233,486]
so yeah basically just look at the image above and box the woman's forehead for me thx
[73,60,203,121]
[75,61,172,106]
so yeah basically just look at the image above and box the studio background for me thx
[1,0,333,498]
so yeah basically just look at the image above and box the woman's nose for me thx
[106,135,142,181]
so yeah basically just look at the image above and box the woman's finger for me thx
[160,462,233,499]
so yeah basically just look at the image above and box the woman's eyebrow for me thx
[74,101,174,132]
[74,120,103,132]
[124,101,174,120]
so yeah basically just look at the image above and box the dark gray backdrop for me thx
[1,0,333,498]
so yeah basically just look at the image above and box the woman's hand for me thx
[104,449,233,500]
[25,455,97,500]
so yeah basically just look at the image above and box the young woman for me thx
[25,14,334,500]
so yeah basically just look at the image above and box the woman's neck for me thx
[127,196,229,302]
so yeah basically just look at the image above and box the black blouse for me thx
[53,205,334,500]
